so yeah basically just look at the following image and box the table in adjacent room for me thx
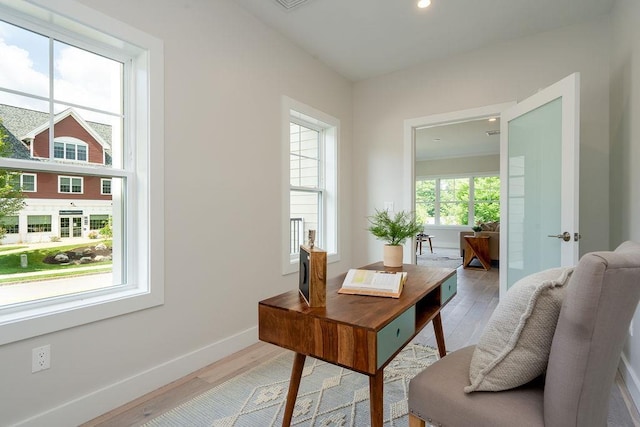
[463,235,492,270]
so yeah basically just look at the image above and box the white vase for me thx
[383,245,403,267]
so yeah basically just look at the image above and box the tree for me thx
[0,121,26,240]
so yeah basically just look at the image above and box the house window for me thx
[53,140,88,162]
[416,175,500,226]
[59,176,83,194]
[283,97,338,274]
[89,214,109,230]
[21,173,36,192]
[0,216,18,234]
[101,178,112,195]
[0,2,164,345]
[27,215,52,233]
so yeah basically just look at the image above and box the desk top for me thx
[259,262,455,331]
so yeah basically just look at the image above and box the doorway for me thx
[60,216,82,238]
[403,102,515,264]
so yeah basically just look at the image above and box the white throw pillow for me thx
[465,267,573,393]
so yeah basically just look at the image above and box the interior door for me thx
[499,73,580,297]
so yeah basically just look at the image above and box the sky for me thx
[0,19,122,122]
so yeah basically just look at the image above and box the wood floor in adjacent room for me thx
[84,253,640,426]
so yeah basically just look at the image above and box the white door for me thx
[499,73,580,297]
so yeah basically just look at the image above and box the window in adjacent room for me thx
[416,175,500,226]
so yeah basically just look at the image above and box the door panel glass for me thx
[507,97,562,287]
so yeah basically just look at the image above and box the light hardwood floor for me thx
[84,259,640,426]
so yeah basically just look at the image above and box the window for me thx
[0,1,164,345]
[416,175,500,226]
[20,173,36,192]
[283,97,338,274]
[53,140,88,161]
[27,215,52,233]
[89,214,109,230]
[0,216,18,234]
[59,176,83,194]
[101,178,112,195]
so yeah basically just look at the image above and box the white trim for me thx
[100,177,112,195]
[619,353,640,414]
[0,0,165,345]
[499,73,580,298]
[282,96,340,275]
[12,328,257,426]
[20,172,37,192]
[404,102,515,264]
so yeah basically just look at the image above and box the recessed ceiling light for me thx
[417,0,431,9]
[488,117,497,122]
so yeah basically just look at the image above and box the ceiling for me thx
[233,0,614,82]
[415,118,500,161]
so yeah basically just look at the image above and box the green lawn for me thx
[0,245,28,253]
[0,241,112,275]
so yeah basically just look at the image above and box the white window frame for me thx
[416,173,500,226]
[101,178,112,195]
[20,173,37,192]
[282,96,339,275]
[53,138,88,162]
[0,0,164,345]
[58,175,84,194]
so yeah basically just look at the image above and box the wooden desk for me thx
[463,235,492,270]
[258,263,457,427]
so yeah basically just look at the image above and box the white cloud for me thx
[0,37,121,121]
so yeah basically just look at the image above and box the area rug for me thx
[416,247,463,270]
[143,344,439,427]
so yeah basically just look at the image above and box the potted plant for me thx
[368,209,423,267]
[472,224,482,237]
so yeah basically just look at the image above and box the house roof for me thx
[0,104,113,162]
[0,104,112,146]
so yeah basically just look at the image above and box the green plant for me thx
[50,236,61,242]
[367,209,423,246]
[472,225,482,232]
[88,231,99,239]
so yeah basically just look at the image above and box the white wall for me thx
[0,0,353,425]
[610,0,640,409]
[352,17,611,268]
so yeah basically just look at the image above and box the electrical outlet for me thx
[32,345,50,373]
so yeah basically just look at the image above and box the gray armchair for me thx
[408,241,640,427]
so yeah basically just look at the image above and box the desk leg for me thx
[432,313,447,358]
[369,370,384,427]
[282,353,305,427]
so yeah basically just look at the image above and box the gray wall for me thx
[610,0,640,407]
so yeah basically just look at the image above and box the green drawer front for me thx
[377,306,415,368]
[441,274,457,305]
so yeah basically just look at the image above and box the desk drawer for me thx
[441,274,457,305]
[377,306,415,368]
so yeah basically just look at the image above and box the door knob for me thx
[547,232,571,242]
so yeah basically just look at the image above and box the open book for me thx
[338,269,408,298]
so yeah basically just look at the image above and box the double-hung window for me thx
[0,1,164,344]
[283,97,338,274]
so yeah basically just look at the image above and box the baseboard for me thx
[619,352,640,416]
[14,326,258,427]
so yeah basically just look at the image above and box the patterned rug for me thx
[143,344,439,427]
[416,247,463,270]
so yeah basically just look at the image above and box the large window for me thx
[0,2,164,345]
[283,97,338,274]
[0,216,18,234]
[416,175,500,226]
